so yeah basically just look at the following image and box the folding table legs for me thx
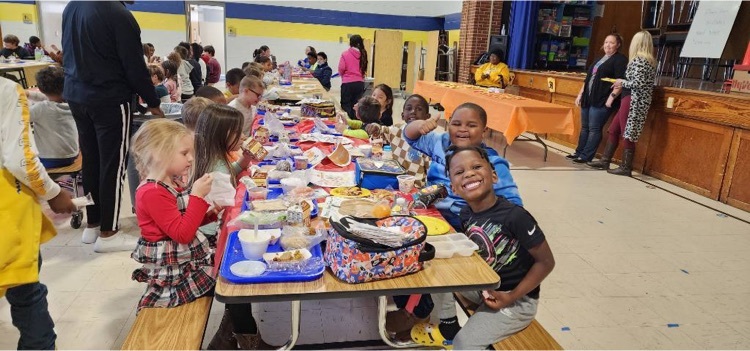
[503,133,549,162]
[276,301,301,350]
[377,296,421,348]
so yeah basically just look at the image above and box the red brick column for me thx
[458,0,503,84]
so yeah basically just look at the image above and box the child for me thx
[147,64,170,103]
[339,34,368,119]
[203,45,222,85]
[190,105,267,349]
[28,66,80,169]
[129,119,217,312]
[256,56,278,86]
[173,46,195,101]
[366,94,431,187]
[1,34,30,58]
[178,42,203,92]
[371,83,394,126]
[24,36,48,57]
[228,76,265,136]
[1,75,76,351]
[302,52,318,72]
[336,96,381,140]
[181,97,214,131]
[411,145,555,349]
[313,52,332,91]
[161,59,181,103]
[195,86,227,104]
[224,68,247,103]
[404,102,522,229]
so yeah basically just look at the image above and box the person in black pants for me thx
[62,1,164,253]
[338,34,368,120]
[569,33,627,163]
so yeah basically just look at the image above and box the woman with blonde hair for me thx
[588,31,656,176]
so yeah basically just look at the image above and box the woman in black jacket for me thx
[568,34,627,163]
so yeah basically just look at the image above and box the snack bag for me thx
[412,185,448,209]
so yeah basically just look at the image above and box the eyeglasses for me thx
[247,89,263,98]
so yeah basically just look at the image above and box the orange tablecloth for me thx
[414,81,575,145]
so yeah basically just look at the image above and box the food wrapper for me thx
[254,126,270,144]
[279,225,325,251]
[228,210,286,229]
[412,184,448,209]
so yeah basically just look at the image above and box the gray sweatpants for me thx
[436,292,538,350]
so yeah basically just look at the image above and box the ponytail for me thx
[350,34,367,76]
[253,49,262,60]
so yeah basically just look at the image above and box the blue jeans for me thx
[5,255,56,350]
[574,106,611,161]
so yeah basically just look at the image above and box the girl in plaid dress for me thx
[129,119,219,311]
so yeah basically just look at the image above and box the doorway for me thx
[187,3,226,72]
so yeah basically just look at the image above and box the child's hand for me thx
[419,117,439,135]
[48,189,77,214]
[191,173,213,199]
[483,290,515,311]
[365,123,381,137]
[335,115,347,133]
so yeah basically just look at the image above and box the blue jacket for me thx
[313,62,332,91]
[62,1,159,107]
[405,131,523,215]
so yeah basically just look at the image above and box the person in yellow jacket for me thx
[474,49,510,88]
[0,76,76,349]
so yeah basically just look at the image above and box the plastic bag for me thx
[279,225,325,251]
[41,193,95,226]
[203,172,236,207]
[228,210,287,229]
[264,113,286,136]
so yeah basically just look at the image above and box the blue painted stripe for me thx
[444,12,461,30]
[125,1,185,15]
[226,3,445,31]
[0,0,36,4]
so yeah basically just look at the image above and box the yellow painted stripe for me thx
[447,29,461,45]
[131,11,185,32]
[0,3,38,23]
[227,18,434,45]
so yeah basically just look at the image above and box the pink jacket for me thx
[338,47,364,84]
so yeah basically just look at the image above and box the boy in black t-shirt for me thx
[411,146,555,350]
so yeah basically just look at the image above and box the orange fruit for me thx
[372,203,391,218]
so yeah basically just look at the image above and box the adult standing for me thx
[339,34,368,120]
[589,31,657,176]
[62,1,163,253]
[569,33,627,163]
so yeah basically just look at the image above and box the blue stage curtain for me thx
[507,1,539,69]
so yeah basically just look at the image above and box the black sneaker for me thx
[565,154,578,160]
[572,158,587,163]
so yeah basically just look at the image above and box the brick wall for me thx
[458,0,503,83]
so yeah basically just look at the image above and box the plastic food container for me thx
[426,233,479,258]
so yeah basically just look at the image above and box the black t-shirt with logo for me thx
[460,197,546,299]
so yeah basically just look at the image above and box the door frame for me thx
[184,1,227,70]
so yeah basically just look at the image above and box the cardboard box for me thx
[731,68,750,94]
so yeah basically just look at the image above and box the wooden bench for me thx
[455,294,563,350]
[121,297,213,350]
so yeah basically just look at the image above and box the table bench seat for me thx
[121,297,213,350]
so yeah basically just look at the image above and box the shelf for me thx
[538,33,574,39]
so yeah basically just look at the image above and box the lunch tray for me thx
[219,230,325,284]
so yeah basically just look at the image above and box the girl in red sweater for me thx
[129,119,218,311]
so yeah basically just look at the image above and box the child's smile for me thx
[449,108,485,147]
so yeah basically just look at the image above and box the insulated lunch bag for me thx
[325,216,435,283]
[355,158,406,190]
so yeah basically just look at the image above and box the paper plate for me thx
[230,261,267,277]
[415,215,451,235]
[330,187,372,198]
[338,198,379,218]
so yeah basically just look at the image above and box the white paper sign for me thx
[680,0,742,58]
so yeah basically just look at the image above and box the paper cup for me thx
[238,229,271,260]
[397,175,416,193]
[359,145,373,158]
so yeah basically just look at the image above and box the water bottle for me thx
[34,47,43,61]
[383,145,393,160]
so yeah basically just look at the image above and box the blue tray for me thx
[241,189,318,217]
[219,231,325,284]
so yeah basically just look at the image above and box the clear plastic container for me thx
[426,233,478,258]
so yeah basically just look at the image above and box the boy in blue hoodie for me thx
[404,102,522,229]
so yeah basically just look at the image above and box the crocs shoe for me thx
[411,322,453,349]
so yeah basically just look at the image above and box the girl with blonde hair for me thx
[588,30,656,176]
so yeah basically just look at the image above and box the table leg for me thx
[377,296,420,348]
[276,300,301,350]
[503,133,549,162]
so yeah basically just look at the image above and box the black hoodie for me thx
[62,1,159,107]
